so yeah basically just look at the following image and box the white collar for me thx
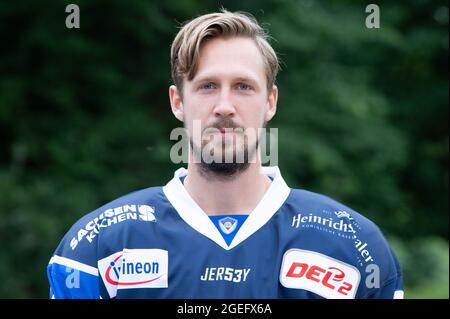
[162,166,291,250]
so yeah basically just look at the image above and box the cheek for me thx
[184,98,212,120]
[242,100,268,126]
[180,106,205,135]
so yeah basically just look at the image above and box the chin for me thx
[199,161,251,179]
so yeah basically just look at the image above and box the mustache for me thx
[204,118,243,131]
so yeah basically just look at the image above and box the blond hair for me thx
[170,9,279,94]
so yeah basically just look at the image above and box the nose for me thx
[213,88,236,118]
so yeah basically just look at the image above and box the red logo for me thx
[286,262,353,296]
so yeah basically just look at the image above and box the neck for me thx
[183,161,272,216]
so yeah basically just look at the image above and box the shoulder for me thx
[285,188,381,237]
[285,188,391,255]
[51,186,165,264]
[47,186,168,298]
[283,188,402,296]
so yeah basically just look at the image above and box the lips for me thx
[218,128,240,134]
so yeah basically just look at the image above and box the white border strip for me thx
[49,255,98,276]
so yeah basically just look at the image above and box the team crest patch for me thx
[218,217,238,235]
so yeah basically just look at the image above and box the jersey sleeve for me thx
[365,246,404,299]
[355,225,404,299]
[47,213,101,299]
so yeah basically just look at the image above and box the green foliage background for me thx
[0,0,448,298]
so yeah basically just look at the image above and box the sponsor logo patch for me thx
[98,249,168,298]
[280,249,360,299]
[70,205,156,250]
[200,267,251,282]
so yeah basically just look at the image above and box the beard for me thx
[189,118,263,180]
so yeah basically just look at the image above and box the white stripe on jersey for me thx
[49,255,98,276]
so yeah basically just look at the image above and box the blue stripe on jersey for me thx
[209,214,249,246]
[47,263,99,298]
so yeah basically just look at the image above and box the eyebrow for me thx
[192,75,260,86]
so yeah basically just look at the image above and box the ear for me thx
[265,85,278,122]
[169,85,184,122]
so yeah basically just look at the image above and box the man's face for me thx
[170,36,277,176]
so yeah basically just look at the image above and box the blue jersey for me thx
[47,167,403,299]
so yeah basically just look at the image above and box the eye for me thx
[199,82,216,90]
[236,83,252,91]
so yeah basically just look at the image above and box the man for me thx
[47,10,403,299]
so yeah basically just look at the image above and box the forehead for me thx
[192,37,266,83]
